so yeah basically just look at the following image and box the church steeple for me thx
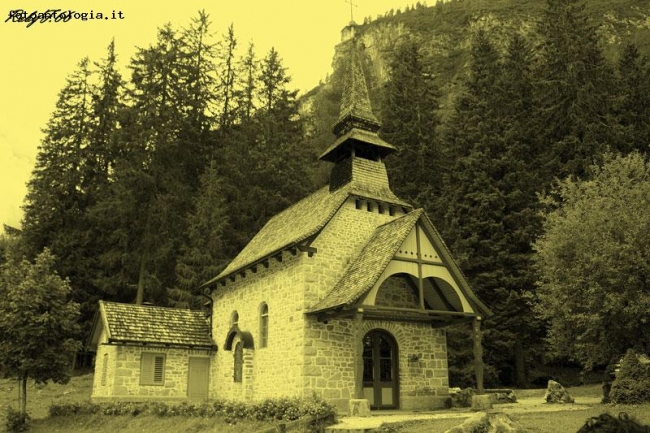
[319,37,396,165]
[332,39,381,137]
[319,27,402,202]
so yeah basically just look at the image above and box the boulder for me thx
[544,380,575,404]
[449,387,475,407]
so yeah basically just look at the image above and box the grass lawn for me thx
[3,375,650,433]
[389,385,650,433]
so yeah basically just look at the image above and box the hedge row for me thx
[49,395,336,425]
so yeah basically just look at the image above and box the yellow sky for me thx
[0,0,417,233]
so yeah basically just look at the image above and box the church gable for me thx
[309,210,491,323]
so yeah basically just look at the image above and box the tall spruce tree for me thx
[95,18,217,305]
[536,0,616,179]
[441,30,546,387]
[380,36,442,217]
[174,162,229,307]
[614,43,650,155]
[219,47,314,257]
[22,46,125,328]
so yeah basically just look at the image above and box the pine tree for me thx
[95,21,213,305]
[536,0,616,179]
[380,35,442,216]
[216,23,238,129]
[21,49,124,329]
[441,30,546,387]
[174,162,229,307]
[614,43,650,155]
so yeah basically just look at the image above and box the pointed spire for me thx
[332,40,381,137]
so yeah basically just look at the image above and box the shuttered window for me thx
[140,352,166,385]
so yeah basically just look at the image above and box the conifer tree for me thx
[174,162,229,306]
[536,0,616,179]
[380,36,442,216]
[95,20,215,305]
[216,23,238,129]
[441,30,545,387]
[614,43,650,155]
[21,47,124,328]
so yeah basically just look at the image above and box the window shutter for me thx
[153,355,164,384]
[140,353,165,385]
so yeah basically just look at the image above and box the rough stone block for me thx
[471,394,493,411]
[348,399,371,417]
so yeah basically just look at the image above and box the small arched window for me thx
[233,342,243,383]
[231,310,239,327]
[259,303,269,348]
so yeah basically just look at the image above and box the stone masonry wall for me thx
[375,275,420,309]
[304,197,396,307]
[304,316,449,411]
[211,250,308,401]
[91,329,117,398]
[102,346,209,400]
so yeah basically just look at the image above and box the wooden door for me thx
[187,357,210,400]
[362,330,399,409]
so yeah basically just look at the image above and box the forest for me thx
[1,0,650,388]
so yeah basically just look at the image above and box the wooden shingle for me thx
[99,301,215,349]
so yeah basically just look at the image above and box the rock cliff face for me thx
[303,0,650,131]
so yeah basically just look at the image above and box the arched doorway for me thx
[362,330,399,409]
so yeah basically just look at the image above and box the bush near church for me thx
[610,349,650,404]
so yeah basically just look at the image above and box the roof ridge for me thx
[101,300,201,313]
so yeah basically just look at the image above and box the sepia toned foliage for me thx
[534,153,650,368]
[14,2,650,385]
[0,248,81,419]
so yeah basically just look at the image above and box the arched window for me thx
[259,303,269,348]
[230,310,239,327]
[233,342,243,383]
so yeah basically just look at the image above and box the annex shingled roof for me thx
[309,209,423,312]
[99,301,215,349]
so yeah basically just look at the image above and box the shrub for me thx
[610,349,650,404]
[47,395,337,429]
[4,406,29,432]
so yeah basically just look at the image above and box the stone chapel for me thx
[88,22,491,412]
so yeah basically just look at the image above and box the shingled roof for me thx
[309,210,423,313]
[309,210,492,317]
[94,301,215,349]
[201,182,411,288]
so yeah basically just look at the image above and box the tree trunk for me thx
[473,317,484,394]
[135,254,147,305]
[514,339,528,388]
[20,374,27,417]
